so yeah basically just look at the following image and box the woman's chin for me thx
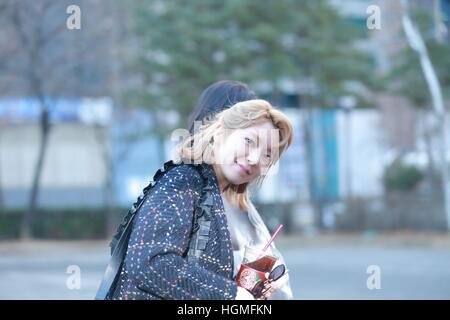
[224,173,246,186]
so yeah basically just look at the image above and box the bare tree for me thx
[401,0,450,231]
[8,0,59,239]
[0,0,116,239]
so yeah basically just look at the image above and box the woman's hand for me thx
[235,286,255,300]
[255,281,278,300]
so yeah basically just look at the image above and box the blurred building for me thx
[0,97,112,208]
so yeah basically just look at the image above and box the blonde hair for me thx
[176,99,293,211]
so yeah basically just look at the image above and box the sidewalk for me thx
[275,231,450,249]
[0,239,110,254]
[1,231,450,253]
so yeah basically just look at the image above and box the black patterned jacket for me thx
[111,163,237,300]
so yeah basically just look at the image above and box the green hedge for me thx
[0,208,128,240]
[0,209,22,239]
[383,160,424,192]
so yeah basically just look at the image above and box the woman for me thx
[189,80,294,300]
[112,99,293,300]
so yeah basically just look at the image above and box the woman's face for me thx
[214,120,278,186]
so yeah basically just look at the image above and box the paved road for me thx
[283,246,450,299]
[0,240,449,299]
[0,242,109,300]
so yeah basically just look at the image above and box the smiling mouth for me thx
[235,160,251,175]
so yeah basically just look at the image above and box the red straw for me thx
[263,224,284,252]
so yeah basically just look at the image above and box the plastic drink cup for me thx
[236,245,278,291]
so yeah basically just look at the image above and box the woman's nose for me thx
[246,148,260,166]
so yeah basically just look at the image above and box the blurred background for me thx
[0,0,450,299]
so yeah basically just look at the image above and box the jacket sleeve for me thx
[125,165,238,300]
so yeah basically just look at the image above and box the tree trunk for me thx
[104,142,117,237]
[22,107,51,240]
[402,2,450,231]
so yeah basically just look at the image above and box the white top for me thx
[222,195,294,300]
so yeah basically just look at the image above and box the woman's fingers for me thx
[255,282,277,300]
[254,269,288,300]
